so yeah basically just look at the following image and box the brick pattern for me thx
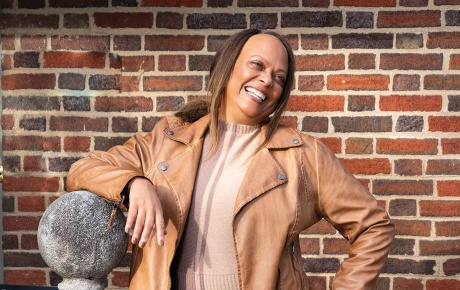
[1,1,459,289]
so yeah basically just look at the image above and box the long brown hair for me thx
[175,29,295,155]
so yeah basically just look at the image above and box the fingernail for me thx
[139,242,144,248]
[159,239,164,246]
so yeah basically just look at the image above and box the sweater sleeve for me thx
[313,138,395,290]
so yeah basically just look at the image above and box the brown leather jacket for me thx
[67,115,394,290]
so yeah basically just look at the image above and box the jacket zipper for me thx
[291,241,304,289]
[108,201,120,229]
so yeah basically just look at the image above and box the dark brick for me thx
[382,258,436,275]
[301,34,329,50]
[427,32,460,49]
[13,52,40,68]
[89,74,121,90]
[63,96,90,111]
[3,235,19,250]
[346,12,373,29]
[2,156,20,173]
[49,116,108,132]
[186,13,246,29]
[1,14,59,29]
[4,252,47,267]
[302,0,330,7]
[389,238,415,255]
[395,159,423,176]
[49,0,108,7]
[348,95,375,112]
[446,10,460,26]
[396,116,424,132]
[95,137,130,151]
[189,55,213,71]
[3,196,15,213]
[58,73,86,91]
[156,96,185,112]
[145,35,205,51]
[378,11,440,28]
[426,159,460,175]
[3,96,60,111]
[298,75,324,91]
[332,116,392,132]
[113,35,141,51]
[20,35,46,50]
[144,76,202,91]
[94,12,153,28]
[207,35,229,52]
[420,240,460,255]
[50,272,63,287]
[142,116,162,132]
[303,258,340,273]
[49,157,80,172]
[95,96,153,112]
[112,117,138,133]
[396,33,423,49]
[448,95,460,111]
[63,13,89,29]
[156,12,183,29]
[250,13,278,29]
[239,0,298,6]
[51,35,109,51]
[281,11,342,27]
[19,116,46,131]
[208,0,232,6]
[389,199,417,216]
[348,53,375,69]
[332,33,393,49]
[141,0,202,7]
[400,0,428,6]
[112,0,138,6]
[380,53,442,70]
[425,75,460,90]
[373,180,433,196]
[444,259,460,276]
[393,74,420,91]
[302,116,328,133]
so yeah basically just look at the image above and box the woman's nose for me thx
[259,70,273,87]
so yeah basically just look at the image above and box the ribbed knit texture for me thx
[172,121,261,290]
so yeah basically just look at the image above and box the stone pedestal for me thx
[38,191,129,290]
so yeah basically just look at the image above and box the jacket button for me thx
[278,174,285,180]
[166,130,174,136]
[293,139,299,144]
[160,164,168,171]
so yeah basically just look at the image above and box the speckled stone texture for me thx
[38,190,128,290]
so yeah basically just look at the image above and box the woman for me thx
[67,29,394,289]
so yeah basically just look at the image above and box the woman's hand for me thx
[124,177,166,248]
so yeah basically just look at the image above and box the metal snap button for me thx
[160,164,168,171]
[278,174,285,180]
[293,139,299,144]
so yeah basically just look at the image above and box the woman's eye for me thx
[274,75,286,86]
[250,61,263,70]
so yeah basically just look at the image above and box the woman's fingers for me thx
[155,204,166,246]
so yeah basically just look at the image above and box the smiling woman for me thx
[66,29,394,290]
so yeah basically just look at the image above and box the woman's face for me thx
[221,34,289,125]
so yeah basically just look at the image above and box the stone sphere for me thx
[38,190,129,281]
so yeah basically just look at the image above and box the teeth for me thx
[246,87,266,101]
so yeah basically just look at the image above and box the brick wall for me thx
[1,0,459,289]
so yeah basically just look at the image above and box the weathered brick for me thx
[250,13,278,29]
[64,136,91,152]
[442,138,460,154]
[3,136,60,151]
[334,0,396,6]
[348,53,375,69]
[63,96,90,111]
[208,0,232,6]
[14,52,40,68]
[437,180,460,197]
[142,116,162,132]
[158,55,186,71]
[296,54,344,71]
[345,138,373,154]
[443,259,460,276]
[49,0,107,7]
[58,73,85,90]
[121,76,140,92]
[302,0,330,7]
[112,271,130,287]
[426,159,460,175]
[189,55,213,71]
[425,75,460,90]
[389,238,415,255]
[434,0,460,4]
[332,116,392,132]
[395,159,423,176]
[382,258,435,275]
[319,137,341,154]
[1,0,14,8]
[373,179,433,195]
[279,116,297,129]
[427,280,460,290]
[396,33,424,49]
[2,155,20,173]
[323,238,350,255]
[450,54,460,69]
[19,116,46,131]
[281,11,342,28]
[50,116,108,132]
[51,35,109,51]
[348,95,375,111]
[332,33,393,49]
[113,0,139,6]
[112,35,141,51]
[302,116,328,133]
[239,0,298,6]
[299,238,320,255]
[2,176,60,192]
[18,196,45,212]
[4,270,46,286]
[396,116,423,132]
[286,95,344,111]
[339,158,391,175]
[381,95,442,111]
[389,199,417,216]
[141,0,202,6]
[420,200,460,216]
[63,13,89,28]
[3,96,60,111]
[89,74,121,90]
[436,221,460,237]
[1,114,14,130]
[3,235,19,250]
[24,155,46,172]
[381,53,442,70]
[446,10,460,26]
[187,13,246,29]
[2,54,13,70]
[327,74,389,91]
[20,35,46,51]
[298,75,324,91]
[346,12,373,29]
[2,35,15,50]
[156,12,183,29]
[2,74,55,90]
[44,51,105,68]
[1,14,59,29]
[120,56,154,72]
[144,76,202,91]
[112,117,138,133]
[393,278,424,290]
[420,240,460,255]
[301,34,329,50]
[156,96,185,112]
[378,11,440,28]
[21,234,39,250]
[95,137,130,151]
[427,32,460,48]
[95,96,153,112]
[49,157,80,172]
[4,252,46,267]
[302,258,340,273]
[429,116,460,132]
[393,74,420,91]
[392,219,431,236]
[94,12,153,28]
[145,35,205,51]
[399,0,428,6]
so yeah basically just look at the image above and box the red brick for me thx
[156,96,185,112]
[437,180,460,197]
[389,199,417,216]
[21,35,47,50]
[298,75,324,91]
[94,12,153,28]
[348,53,375,69]
[449,54,460,69]
[51,35,109,51]
[376,138,438,155]
[380,53,442,70]
[323,238,350,254]
[111,271,130,287]
[1,13,59,29]
[301,34,329,50]
[2,114,14,130]
[3,216,42,231]
[442,138,460,154]
[394,159,423,176]
[380,95,442,111]
[3,234,19,250]
[348,95,375,111]
[435,0,460,4]
[427,280,460,290]
[392,219,431,236]
[436,221,460,237]
[3,176,60,192]
[420,200,460,216]
[145,35,205,51]
[3,136,60,151]
[2,34,15,50]
[121,76,140,92]
[121,56,154,72]
[50,116,108,132]
[49,0,107,7]
[24,156,46,171]
[4,270,46,286]
[425,75,460,90]
[427,159,460,175]
[18,196,45,212]
[393,278,423,290]
[327,74,389,91]
[112,117,138,133]
[373,179,433,196]
[144,76,202,91]
[295,54,345,71]
[141,0,202,6]
[332,116,392,132]
[158,55,186,71]
[21,234,39,250]
[400,0,428,6]
[443,259,460,276]
[95,96,153,112]
[299,238,320,255]
[239,0,297,6]
[334,0,396,6]
[420,240,460,255]
[345,138,373,154]
[427,32,460,49]
[429,116,460,132]
[2,54,13,70]
[286,95,344,111]
[156,12,184,29]
[393,74,420,91]
[64,136,91,152]
[377,11,441,28]
[44,51,105,68]
[339,158,390,175]
[319,137,341,154]
[113,35,141,51]
[2,74,55,90]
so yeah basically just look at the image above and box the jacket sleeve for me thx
[66,117,169,203]
[313,138,395,290]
